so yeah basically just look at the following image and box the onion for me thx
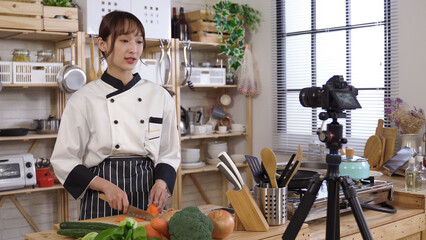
[208,209,234,239]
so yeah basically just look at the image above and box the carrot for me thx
[150,218,169,238]
[135,218,144,222]
[146,204,160,217]
[145,224,162,238]
[115,217,125,222]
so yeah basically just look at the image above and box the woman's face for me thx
[101,31,144,76]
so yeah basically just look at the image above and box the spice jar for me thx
[11,49,30,62]
[36,50,55,62]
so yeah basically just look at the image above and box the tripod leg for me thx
[282,174,323,240]
[326,174,340,240]
[340,176,373,240]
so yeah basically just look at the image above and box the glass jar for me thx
[36,50,55,62]
[11,49,30,62]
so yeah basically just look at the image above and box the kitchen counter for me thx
[25,173,426,240]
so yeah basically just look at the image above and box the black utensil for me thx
[280,160,300,187]
[0,128,36,136]
[277,154,296,187]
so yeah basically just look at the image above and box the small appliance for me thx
[0,153,37,191]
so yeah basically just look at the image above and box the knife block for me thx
[226,185,269,232]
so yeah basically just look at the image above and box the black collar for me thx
[101,71,141,98]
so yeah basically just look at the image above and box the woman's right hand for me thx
[89,176,129,214]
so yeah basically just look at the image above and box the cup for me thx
[218,126,227,133]
[36,168,55,187]
[211,106,226,119]
[194,125,207,134]
[231,123,246,132]
[204,124,214,134]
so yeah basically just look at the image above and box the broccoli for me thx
[168,206,213,240]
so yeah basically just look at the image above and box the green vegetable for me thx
[57,229,103,237]
[81,232,98,240]
[168,206,213,240]
[119,217,138,229]
[60,221,117,231]
[43,0,73,7]
[132,226,147,240]
[94,228,116,240]
[147,238,161,240]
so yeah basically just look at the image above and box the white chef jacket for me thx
[51,72,180,199]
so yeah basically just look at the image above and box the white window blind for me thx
[272,0,399,156]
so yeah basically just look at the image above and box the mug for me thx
[194,125,207,134]
[204,124,214,134]
[231,123,246,132]
[211,106,226,119]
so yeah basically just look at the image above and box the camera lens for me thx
[299,87,322,108]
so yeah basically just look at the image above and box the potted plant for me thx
[210,1,260,78]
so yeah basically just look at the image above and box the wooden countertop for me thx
[25,173,426,240]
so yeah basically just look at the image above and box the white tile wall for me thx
[0,1,255,239]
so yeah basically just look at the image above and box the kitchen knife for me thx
[98,193,155,220]
[217,162,242,191]
[218,152,244,186]
[277,153,296,187]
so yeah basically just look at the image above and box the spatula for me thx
[260,148,278,188]
[245,155,263,183]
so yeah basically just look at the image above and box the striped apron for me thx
[79,156,153,220]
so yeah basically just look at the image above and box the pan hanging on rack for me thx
[181,40,194,90]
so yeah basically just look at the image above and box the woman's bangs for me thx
[117,19,143,37]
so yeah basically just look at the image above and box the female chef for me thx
[51,11,180,220]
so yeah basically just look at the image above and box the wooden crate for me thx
[43,6,78,32]
[189,31,229,44]
[0,0,43,30]
[185,10,215,22]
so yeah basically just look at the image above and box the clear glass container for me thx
[11,49,30,62]
[36,50,55,62]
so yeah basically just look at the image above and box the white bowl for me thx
[230,154,246,163]
[181,153,200,163]
[182,148,200,153]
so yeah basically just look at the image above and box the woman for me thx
[51,11,180,220]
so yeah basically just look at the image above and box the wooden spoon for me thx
[88,35,97,82]
[375,119,386,168]
[261,148,278,188]
[97,47,103,78]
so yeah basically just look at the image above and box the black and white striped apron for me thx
[79,156,153,220]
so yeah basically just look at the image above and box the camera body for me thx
[299,75,361,111]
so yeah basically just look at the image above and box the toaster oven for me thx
[0,153,37,191]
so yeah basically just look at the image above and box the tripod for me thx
[282,112,373,240]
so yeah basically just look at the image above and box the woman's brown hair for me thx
[98,11,146,60]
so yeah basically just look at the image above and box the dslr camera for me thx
[299,75,361,112]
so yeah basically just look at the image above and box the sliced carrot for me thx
[145,224,162,238]
[135,218,144,222]
[115,216,126,222]
[146,204,159,217]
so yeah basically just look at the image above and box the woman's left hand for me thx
[149,179,169,212]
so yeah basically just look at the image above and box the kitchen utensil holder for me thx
[226,185,269,232]
[254,183,287,226]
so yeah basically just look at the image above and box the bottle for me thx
[178,7,188,41]
[405,157,418,192]
[416,149,425,191]
[171,7,179,38]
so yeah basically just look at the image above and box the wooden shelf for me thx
[180,84,237,89]
[181,162,247,174]
[0,133,57,141]
[0,28,74,41]
[181,131,246,140]
[3,83,58,88]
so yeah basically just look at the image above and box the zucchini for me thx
[60,222,117,230]
[57,229,102,237]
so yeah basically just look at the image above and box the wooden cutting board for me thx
[364,135,382,168]
[375,119,386,168]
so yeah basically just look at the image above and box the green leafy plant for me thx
[210,1,260,77]
[43,0,73,7]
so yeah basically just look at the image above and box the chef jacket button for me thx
[138,98,142,102]
[140,119,144,124]
[115,144,120,149]
[110,98,115,103]
[114,120,118,124]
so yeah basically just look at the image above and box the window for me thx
[273,0,399,156]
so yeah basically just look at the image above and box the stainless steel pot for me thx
[57,37,86,93]
[33,115,60,134]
